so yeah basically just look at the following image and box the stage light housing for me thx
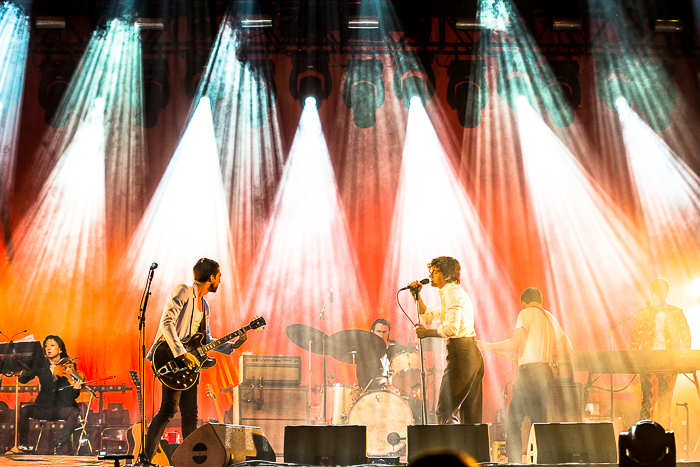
[342,59,384,129]
[446,59,489,128]
[137,58,170,128]
[289,51,331,109]
[596,62,634,113]
[619,421,675,467]
[348,16,378,29]
[240,14,273,29]
[35,16,66,29]
[551,18,583,31]
[497,56,538,110]
[653,19,683,34]
[540,59,581,127]
[38,59,77,127]
[455,18,485,30]
[135,17,165,31]
[393,53,435,109]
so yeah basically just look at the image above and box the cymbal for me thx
[326,329,386,364]
[285,324,328,354]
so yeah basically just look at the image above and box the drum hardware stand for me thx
[319,288,333,425]
[676,402,689,461]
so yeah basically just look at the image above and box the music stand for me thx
[0,340,43,451]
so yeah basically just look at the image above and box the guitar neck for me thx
[200,325,248,353]
[130,371,143,420]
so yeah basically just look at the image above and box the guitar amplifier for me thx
[240,355,301,387]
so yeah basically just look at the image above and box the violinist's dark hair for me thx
[43,335,69,359]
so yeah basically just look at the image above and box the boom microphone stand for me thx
[137,263,157,465]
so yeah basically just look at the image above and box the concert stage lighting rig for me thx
[289,51,331,108]
[392,53,435,109]
[446,59,489,128]
[342,59,384,129]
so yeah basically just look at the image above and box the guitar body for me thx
[151,333,216,390]
[151,317,266,391]
[126,422,170,466]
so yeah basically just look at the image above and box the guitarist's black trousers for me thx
[144,381,199,460]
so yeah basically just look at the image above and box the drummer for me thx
[356,319,408,392]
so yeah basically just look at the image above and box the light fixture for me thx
[342,59,384,128]
[455,18,486,30]
[619,421,675,467]
[446,59,489,128]
[540,59,581,127]
[137,58,170,128]
[35,16,66,29]
[135,18,165,32]
[551,19,583,31]
[289,51,332,109]
[348,16,379,30]
[240,15,273,29]
[392,53,435,109]
[38,59,77,127]
[653,19,683,34]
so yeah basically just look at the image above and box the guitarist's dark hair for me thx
[43,335,69,359]
[194,258,220,282]
[520,287,543,305]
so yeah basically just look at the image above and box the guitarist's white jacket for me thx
[146,283,234,361]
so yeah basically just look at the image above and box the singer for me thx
[409,256,484,424]
[143,258,247,462]
[630,279,691,429]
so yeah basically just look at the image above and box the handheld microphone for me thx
[150,262,158,270]
[398,278,429,292]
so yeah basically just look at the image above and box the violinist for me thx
[14,335,83,455]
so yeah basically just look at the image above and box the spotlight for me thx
[240,15,273,29]
[392,53,435,109]
[348,16,378,29]
[619,421,675,467]
[446,59,489,128]
[304,96,317,108]
[551,19,583,31]
[615,97,629,111]
[135,18,165,31]
[549,0,584,32]
[38,59,77,127]
[342,59,384,128]
[455,18,486,30]
[653,19,683,34]
[137,58,170,128]
[515,95,529,109]
[94,97,106,109]
[540,59,581,127]
[595,61,634,112]
[289,51,331,109]
[497,56,537,110]
[34,16,66,29]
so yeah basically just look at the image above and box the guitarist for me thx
[477,287,573,463]
[144,258,247,462]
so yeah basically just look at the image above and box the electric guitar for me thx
[205,383,225,423]
[126,371,169,466]
[151,316,266,390]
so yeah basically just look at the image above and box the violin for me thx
[53,358,98,397]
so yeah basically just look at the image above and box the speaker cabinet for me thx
[239,385,308,455]
[172,423,275,467]
[407,424,490,464]
[527,422,616,464]
[284,425,367,466]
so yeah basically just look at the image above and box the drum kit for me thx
[286,324,440,456]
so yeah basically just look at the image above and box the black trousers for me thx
[18,404,80,448]
[435,337,484,424]
[507,363,553,462]
[144,381,199,461]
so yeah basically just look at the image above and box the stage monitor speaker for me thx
[284,425,366,466]
[527,422,616,464]
[407,424,490,464]
[172,423,275,467]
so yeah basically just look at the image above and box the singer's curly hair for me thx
[428,256,461,284]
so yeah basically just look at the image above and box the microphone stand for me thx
[413,290,428,425]
[137,266,156,465]
[319,288,332,425]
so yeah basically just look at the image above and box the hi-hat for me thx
[285,324,328,355]
[326,329,386,364]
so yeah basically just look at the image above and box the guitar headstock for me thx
[205,383,217,400]
[129,370,140,388]
[248,315,266,331]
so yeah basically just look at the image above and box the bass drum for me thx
[347,390,414,456]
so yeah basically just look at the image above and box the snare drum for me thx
[325,384,360,425]
[347,390,414,455]
[390,351,421,391]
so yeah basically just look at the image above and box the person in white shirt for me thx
[409,256,484,424]
[478,287,573,462]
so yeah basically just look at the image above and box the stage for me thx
[1,457,700,467]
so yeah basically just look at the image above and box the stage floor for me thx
[1,456,700,467]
